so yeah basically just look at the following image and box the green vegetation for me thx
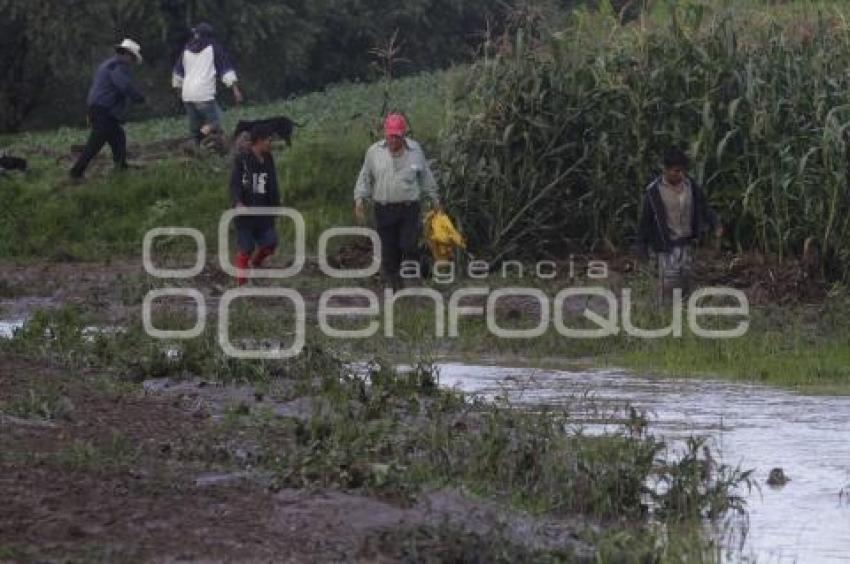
[433,280,850,393]
[6,255,850,393]
[53,434,141,473]
[616,303,850,392]
[5,2,849,561]
[6,1,850,277]
[5,1,850,284]
[0,307,753,560]
[0,71,451,259]
[2,383,74,422]
[442,1,850,279]
[0,0,525,132]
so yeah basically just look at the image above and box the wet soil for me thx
[0,250,829,325]
[0,356,593,562]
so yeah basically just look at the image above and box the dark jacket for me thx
[86,56,145,121]
[230,150,281,226]
[638,176,718,254]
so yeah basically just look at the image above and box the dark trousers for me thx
[235,217,278,255]
[70,106,127,178]
[374,201,420,289]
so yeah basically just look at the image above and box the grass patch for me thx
[52,433,140,473]
[2,384,74,422]
[0,71,453,261]
[5,274,850,393]
[0,304,755,558]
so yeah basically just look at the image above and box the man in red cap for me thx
[354,113,441,289]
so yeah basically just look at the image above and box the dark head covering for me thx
[250,124,274,144]
[193,22,215,38]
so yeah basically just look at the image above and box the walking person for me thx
[172,23,242,144]
[69,39,145,180]
[354,113,441,290]
[638,147,723,303]
[229,125,280,286]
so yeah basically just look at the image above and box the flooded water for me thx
[2,313,846,560]
[0,317,124,341]
[0,319,25,339]
[439,363,850,563]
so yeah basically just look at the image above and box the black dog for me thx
[0,155,27,172]
[232,116,304,147]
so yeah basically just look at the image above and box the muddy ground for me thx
[0,253,827,562]
[0,353,596,563]
[0,249,828,323]
[1,250,612,561]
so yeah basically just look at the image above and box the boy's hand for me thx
[714,225,724,238]
[232,86,243,106]
[354,199,366,224]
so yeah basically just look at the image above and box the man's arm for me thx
[637,190,654,257]
[354,150,374,203]
[353,150,374,223]
[213,42,241,103]
[419,156,440,208]
[267,154,281,207]
[110,66,145,104]
[171,52,185,89]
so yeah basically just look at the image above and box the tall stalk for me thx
[440,2,850,281]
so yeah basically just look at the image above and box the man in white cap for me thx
[70,39,146,180]
[172,23,242,144]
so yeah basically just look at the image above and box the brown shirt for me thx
[659,179,693,240]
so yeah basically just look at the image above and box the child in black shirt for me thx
[229,125,281,285]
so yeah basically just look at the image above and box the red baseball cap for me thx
[383,113,407,138]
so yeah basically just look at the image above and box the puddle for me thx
[142,377,317,421]
[0,319,25,339]
[81,325,125,339]
[0,297,59,318]
[194,470,273,489]
[0,317,125,342]
[438,363,850,563]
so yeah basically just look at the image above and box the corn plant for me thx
[441,2,850,280]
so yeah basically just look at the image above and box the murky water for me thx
[0,318,124,341]
[438,363,850,563]
[2,315,846,560]
[0,319,25,339]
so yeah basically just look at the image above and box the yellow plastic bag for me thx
[424,210,466,262]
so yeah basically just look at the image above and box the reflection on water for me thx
[439,363,850,564]
[0,318,124,341]
[0,319,25,339]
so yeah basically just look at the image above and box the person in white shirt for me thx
[172,23,242,143]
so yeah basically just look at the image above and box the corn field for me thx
[440,3,850,280]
